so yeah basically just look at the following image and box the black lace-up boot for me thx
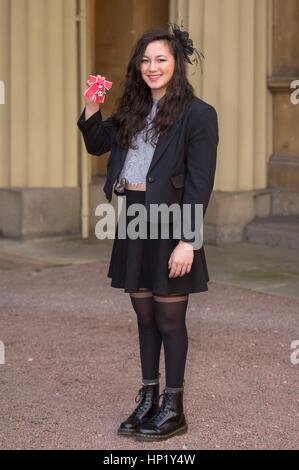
[117,383,160,436]
[133,389,187,441]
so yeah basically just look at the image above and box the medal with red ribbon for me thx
[84,74,113,104]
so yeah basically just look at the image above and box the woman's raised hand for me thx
[83,74,113,119]
[83,76,101,118]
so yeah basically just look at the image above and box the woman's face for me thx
[140,40,175,99]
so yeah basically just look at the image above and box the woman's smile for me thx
[148,75,162,81]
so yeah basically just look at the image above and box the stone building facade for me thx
[0,0,298,245]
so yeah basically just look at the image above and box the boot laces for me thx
[132,386,152,416]
[151,389,172,423]
[135,386,146,404]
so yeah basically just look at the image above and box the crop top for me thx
[114,98,159,192]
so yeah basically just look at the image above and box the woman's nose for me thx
[148,62,158,71]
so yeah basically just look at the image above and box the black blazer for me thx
[77,96,219,245]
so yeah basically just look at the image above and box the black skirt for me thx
[107,188,210,295]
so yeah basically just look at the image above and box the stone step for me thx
[271,189,299,216]
[245,216,299,249]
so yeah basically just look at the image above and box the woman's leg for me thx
[152,293,189,390]
[130,288,162,383]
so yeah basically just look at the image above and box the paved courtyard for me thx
[0,236,298,449]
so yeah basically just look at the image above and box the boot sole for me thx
[133,424,188,442]
[117,428,137,437]
[117,412,159,438]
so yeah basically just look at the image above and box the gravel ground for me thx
[0,261,298,450]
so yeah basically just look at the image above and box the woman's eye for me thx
[141,59,166,62]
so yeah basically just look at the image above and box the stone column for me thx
[1,0,78,189]
[0,0,80,238]
[170,0,270,243]
[0,0,10,187]
[268,0,299,191]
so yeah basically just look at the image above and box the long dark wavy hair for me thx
[111,22,204,150]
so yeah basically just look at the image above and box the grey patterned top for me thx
[117,98,159,186]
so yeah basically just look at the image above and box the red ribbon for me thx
[84,74,113,103]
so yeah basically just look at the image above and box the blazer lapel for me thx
[147,118,182,174]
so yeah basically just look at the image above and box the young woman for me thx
[77,23,219,442]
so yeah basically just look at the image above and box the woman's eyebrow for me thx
[142,54,167,58]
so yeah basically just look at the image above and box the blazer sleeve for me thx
[77,107,115,156]
[181,105,219,245]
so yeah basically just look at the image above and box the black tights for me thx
[130,289,189,388]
